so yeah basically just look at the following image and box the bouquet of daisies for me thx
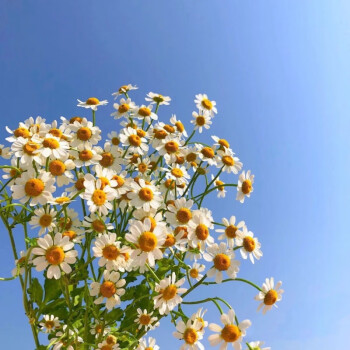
[0,85,283,350]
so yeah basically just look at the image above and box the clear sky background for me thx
[1,1,350,349]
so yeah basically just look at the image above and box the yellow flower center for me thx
[218,139,230,148]
[138,163,148,173]
[243,236,256,252]
[161,284,177,301]
[145,348,153,350]
[176,208,192,224]
[45,320,55,329]
[119,85,128,93]
[129,134,142,146]
[95,324,103,334]
[153,95,164,103]
[49,128,63,138]
[79,149,93,161]
[106,335,117,345]
[99,152,114,168]
[163,234,176,247]
[165,141,179,154]
[92,189,107,206]
[111,137,120,145]
[45,246,65,265]
[195,224,209,241]
[138,231,157,252]
[215,180,225,191]
[137,129,146,138]
[222,155,234,166]
[86,97,100,105]
[264,289,278,305]
[75,178,85,190]
[214,253,231,271]
[138,107,151,117]
[184,328,198,345]
[97,177,109,190]
[77,127,92,141]
[176,155,185,164]
[225,225,237,238]
[23,141,40,155]
[39,214,53,228]
[101,346,112,350]
[139,314,151,325]
[142,216,157,231]
[242,180,252,194]
[164,124,175,133]
[138,188,154,202]
[118,103,130,114]
[92,219,105,233]
[59,217,72,230]
[55,197,70,204]
[201,98,213,110]
[43,138,60,149]
[24,178,45,197]
[186,153,197,162]
[14,127,30,138]
[164,179,175,189]
[175,121,185,132]
[70,116,83,123]
[49,160,66,176]
[220,324,241,343]
[196,116,206,126]
[112,175,125,188]
[154,130,167,139]
[62,230,77,240]
[189,268,199,278]
[102,245,120,260]
[201,147,214,158]
[100,281,116,298]
[174,226,188,238]
[171,168,183,178]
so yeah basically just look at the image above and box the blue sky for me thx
[1,1,350,349]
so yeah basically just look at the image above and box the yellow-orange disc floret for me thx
[39,214,53,228]
[25,179,45,197]
[92,190,107,206]
[184,328,198,345]
[264,290,278,306]
[139,188,154,202]
[45,246,65,265]
[43,138,60,149]
[49,160,66,176]
[86,97,100,105]
[99,153,114,168]
[138,231,157,252]
[243,236,255,252]
[176,208,192,224]
[220,324,241,343]
[77,127,92,141]
[241,180,252,194]
[195,224,209,241]
[102,245,120,260]
[100,281,116,298]
[161,284,177,301]
[213,254,231,271]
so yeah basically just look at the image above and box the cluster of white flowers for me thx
[1,84,283,350]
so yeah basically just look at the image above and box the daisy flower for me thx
[236,170,254,203]
[70,118,102,150]
[11,250,29,277]
[2,159,22,185]
[83,213,114,234]
[156,136,184,164]
[208,309,251,350]
[194,93,217,116]
[181,146,200,170]
[11,170,55,206]
[51,325,83,350]
[112,84,138,98]
[190,308,208,332]
[89,270,126,310]
[211,175,227,198]
[134,308,158,331]
[191,111,212,133]
[107,131,121,149]
[188,262,206,282]
[137,337,159,350]
[90,322,110,339]
[204,242,240,283]
[81,177,117,216]
[6,123,32,142]
[93,164,119,189]
[93,233,130,271]
[32,232,78,279]
[39,315,60,333]
[145,92,171,105]
[11,136,43,166]
[235,227,262,264]
[216,149,243,174]
[29,207,57,235]
[196,144,217,166]
[165,198,194,227]
[132,207,164,232]
[165,164,191,185]
[57,208,80,231]
[254,277,284,314]
[119,127,149,154]
[245,341,270,350]
[49,192,74,206]
[111,98,136,119]
[62,227,85,244]
[40,134,69,159]
[216,216,245,249]
[73,146,103,168]
[127,179,162,212]
[133,104,158,124]
[39,119,71,140]
[212,136,230,150]
[170,114,188,137]
[188,210,214,249]
[173,319,204,350]
[153,272,187,315]
[97,143,124,172]
[48,158,75,187]
[77,97,108,111]
[125,218,166,267]
[0,144,11,159]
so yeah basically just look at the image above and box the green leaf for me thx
[44,278,62,302]
[105,308,123,323]
[27,278,43,306]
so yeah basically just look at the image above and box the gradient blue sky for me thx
[1,1,350,349]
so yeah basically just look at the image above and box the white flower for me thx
[39,315,60,333]
[254,277,284,314]
[51,325,83,350]
[90,321,109,338]
[145,92,171,105]
[119,127,149,154]
[133,104,158,124]
[188,210,214,249]
[82,213,114,234]
[0,144,11,159]
[112,84,138,98]
[170,114,188,137]
[77,97,108,111]
[216,216,245,249]
[32,232,78,279]
[188,262,206,281]
[48,158,75,187]
[245,341,270,350]
[211,135,230,150]
[211,175,227,198]
[208,309,251,350]
[90,270,126,310]
[194,93,217,116]
[72,146,102,168]
[81,176,117,216]
[235,227,262,264]
[216,149,243,174]
[196,143,217,166]
[190,308,208,332]
[11,250,29,277]
[69,118,102,150]
[204,242,240,283]
[165,198,194,227]
[40,134,69,159]
[153,272,187,315]
[11,136,43,166]
[29,207,57,235]
[173,319,204,350]
[236,170,254,203]
[165,164,190,185]
[137,337,159,350]
[93,233,130,271]
[11,170,55,206]
[134,308,158,331]
[111,98,136,119]
[191,111,212,133]
[125,218,166,267]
